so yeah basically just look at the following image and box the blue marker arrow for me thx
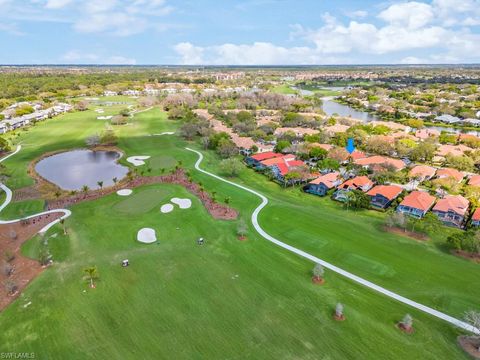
[346,138,355,154]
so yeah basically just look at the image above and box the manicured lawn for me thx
[0,199,45,220]
[0,106,476,359]
[270,84,298,95]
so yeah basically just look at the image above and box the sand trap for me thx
[153,132,175,136]
[117,189,132,196]
[97,116,112,120]
[127,155,151,166]
[171,198,192,209]
[137,228,157,243]
[160,204,174,213]
[95,108,104,113]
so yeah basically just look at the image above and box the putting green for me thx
[149,155,177,170]
[113,187,173,215]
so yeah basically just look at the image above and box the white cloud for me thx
[62,50,136,64]
[174,1,480,65]
[348,10,368,19]
[45,0,73,9]
[378,2,434,29]
[0,22,24,35]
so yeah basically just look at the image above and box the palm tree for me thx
[97,181,103,191]
[54,190,61,199]
[112,177,118,186]
[83,266,99,288]
[60,218,67,235]
[312,263,325,282]
[82,185,89,194]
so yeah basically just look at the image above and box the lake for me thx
[35,150,129,191]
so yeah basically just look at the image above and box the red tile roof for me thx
[472,208,480,221]
[409,165,437,180]
[468,175,480,187]
[276,160,306,176]
[367,185,403,201]
[350,151,367,161]
[433,195,469,216]
[341,176,374,190]
[355,156,405,171]
[250,151,283,161]
[399,191,436,212]
[260,154,296,166]
[436,168,464,183]
[309,172,341,188]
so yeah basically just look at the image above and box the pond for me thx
[321,96,480,136]
[35,150,129,191]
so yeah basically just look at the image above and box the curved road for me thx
[0,145,71,234]
[185,147,480,335]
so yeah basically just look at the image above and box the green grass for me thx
[0,105,476,359]
[112,186,173,215]
[270,84,298,95]
[148,155,177,170]
[0,199,45,220]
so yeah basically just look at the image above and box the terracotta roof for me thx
[260,154,296,166]
[436,144,472,157]
[350,150,367,161]
[433,195,469,216]
[367,185,403,200]
[309,172,341,188]
[472,208,480,221]
[249,151,283,161]
[409,165,437,179]
[468,175,480,187]
[436,168,464,183]
[310,143,333,151]
[355,156,406,171]
[341,176,374,190]
[276,160,306,176]
[274,127,318,137]
[399,191,436,211]
[415,129,440,139]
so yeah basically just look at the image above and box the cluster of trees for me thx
[0,137,11,153]
[447,230,480,254]
[385,211,443,234]
[85,128,118,147]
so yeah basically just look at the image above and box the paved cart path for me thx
[0,145,71,234]
[186,147,479,335]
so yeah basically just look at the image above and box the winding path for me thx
[0,146,71,234]
[185,147,480,335]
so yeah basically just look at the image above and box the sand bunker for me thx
[137,228,157,243]
[97,116,112,120]
[153,132,175,136]
[171,198,192,209]
[127,155,151,166]
[117,189,132,196]
[160,204,174,213]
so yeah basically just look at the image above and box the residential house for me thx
[468,175,480,187]
[409,165,437,182]
[397,191,436,218]
[471,208,480,227]
[367,185,403,209]
[432,195,469,228]
[436,144,472,158]
[245,152,283,169]
[273,127,319,138]
[436,168,465,183]
[269,158,308,184]
[435,115,462,124]
[0,122,7,134]
[355,156,406,172]
[103,90,118,96]
[414,128,440,140]
[332,176,374,202]
[303,172,342,196]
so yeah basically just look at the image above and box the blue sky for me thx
[0,0,479,65]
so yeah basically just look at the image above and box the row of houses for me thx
[246,151,476,229]
[0,103,72,134]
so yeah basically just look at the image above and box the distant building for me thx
[332,176,374,202]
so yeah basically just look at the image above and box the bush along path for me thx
[185,147,480,335]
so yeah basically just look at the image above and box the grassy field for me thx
[0,104,477,359]
[270,84,298,95]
